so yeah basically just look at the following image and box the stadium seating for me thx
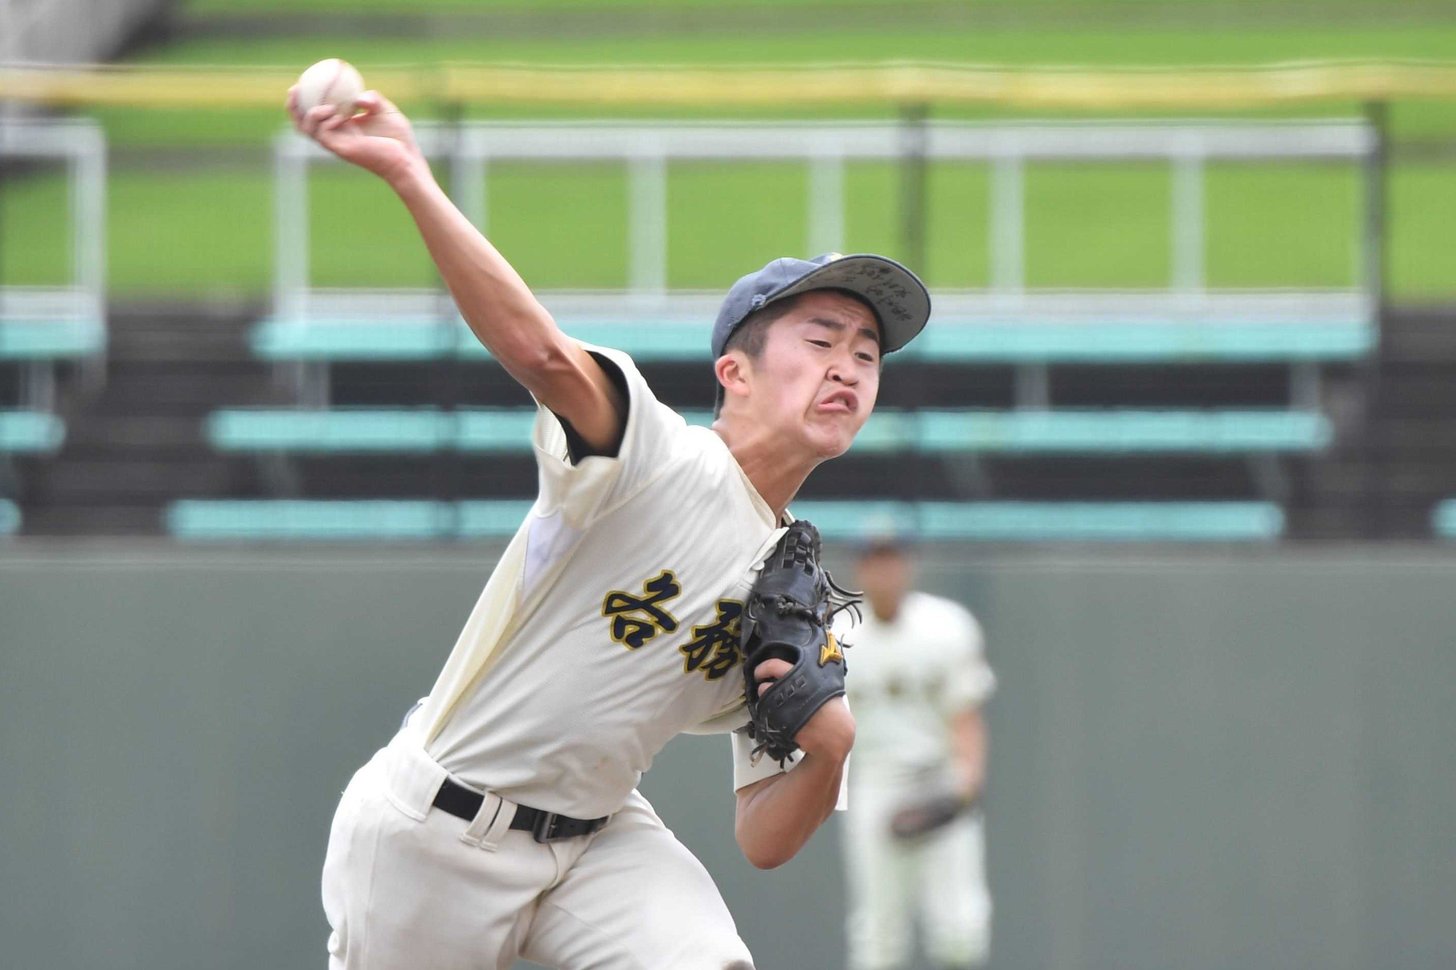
[0,322,97,460]
[167,499,464,541]
[206,407,1331,455]
[165,499,540,541]
[207,408,711,452]
[207,306,1354,542]
[0,319,106,360]
[794,500,1284,542]
[1431,500,1456,538]
[166,498,1283,542]
[0,317,103,429]
[912,409,1330,452]
[253,317,1372,365]
[0,411,66,453]
[0,119,108,419]
[222,235,1369,542]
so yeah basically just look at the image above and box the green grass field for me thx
[4,0,1455,299]
[4,159,1408,296]
[179,0,1456,15]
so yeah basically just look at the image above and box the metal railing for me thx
[273,118,1379,328]
[0,118,107,409]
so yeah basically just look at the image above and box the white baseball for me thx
[295,58,365,118]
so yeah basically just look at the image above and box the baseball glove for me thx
[741,519,859,767]
[888,789,979,840]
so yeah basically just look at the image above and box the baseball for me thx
[295,58,365,118]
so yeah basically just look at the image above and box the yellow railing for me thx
[3,59,1456,109]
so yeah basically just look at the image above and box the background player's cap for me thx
[853,511,917,558]
[710,253,931,359]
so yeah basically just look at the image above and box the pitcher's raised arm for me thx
[287,85,625,454]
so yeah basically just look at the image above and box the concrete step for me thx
[1357,420,1456,452]
[59,414,202,450]
[970,457,1259,501]
[24,457,254,503]
[1284,506,1357,540]
[87,363,284,412]
[20,505,164,537]
[103,302,262,366]
[1381,307,1456,364]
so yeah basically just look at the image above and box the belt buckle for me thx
[531,811,569,843]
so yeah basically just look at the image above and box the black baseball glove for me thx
[741,520,859,767]
[889,789,980,840]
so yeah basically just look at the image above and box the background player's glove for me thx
[888,789,980,840]
[740,520,858,767]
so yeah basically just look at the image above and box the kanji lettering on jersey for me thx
[679,599,743,680]
[602,570,682,650]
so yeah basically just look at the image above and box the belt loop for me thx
[460,792,518,852]
[383,738,448,823]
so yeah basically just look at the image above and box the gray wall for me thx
[1,543,1453,970]
[0,0,174,63]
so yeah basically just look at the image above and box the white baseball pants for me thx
[840,780,991,970]
[321,732,754,970]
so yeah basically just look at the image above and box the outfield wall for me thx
[1,543,1453,970]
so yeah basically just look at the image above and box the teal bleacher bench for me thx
[0,319,106,411]
[166,498,1283,542]
[0,499,19,536]
[165,499,539,541]
[908,320,1372,363]
[252,319,717,363]
[793,500,1284,541]
[0,411,66,453]
[206,407,1332,456]
[207,408,715,452]
[252,318,1374,365]
[913,409,1331,453]
[1431,500,1456,538]
[0,319,106,359]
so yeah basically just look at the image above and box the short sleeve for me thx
[531,344,690,527]
[939,606,996,714]
[730,726,851,811]
[731,727,790,792]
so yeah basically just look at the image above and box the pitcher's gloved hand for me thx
[741,520,859,767]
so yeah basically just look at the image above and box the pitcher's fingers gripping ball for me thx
[742,520,861,766]
[294,58,365,120]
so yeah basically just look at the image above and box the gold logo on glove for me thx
[820,632,844,666]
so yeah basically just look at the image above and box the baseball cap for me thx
[854,512,917,558]
[710,253,931,359]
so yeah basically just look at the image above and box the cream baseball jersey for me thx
[835,591,995,783]
[419,345,793,819]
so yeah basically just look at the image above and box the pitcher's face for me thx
[746,290,882,460]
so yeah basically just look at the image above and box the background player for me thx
[837,534,995,970]
[291,87,930,969]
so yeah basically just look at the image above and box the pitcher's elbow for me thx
[736,826,800,870]
[742,842,792,870]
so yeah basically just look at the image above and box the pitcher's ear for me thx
[714,352,751,403]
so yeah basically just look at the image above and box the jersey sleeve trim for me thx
[530,343,690,527]
[550,350,631,464]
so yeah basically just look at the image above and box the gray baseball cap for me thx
[710,253,931,359]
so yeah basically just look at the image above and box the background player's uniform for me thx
[837,591,996,970]
[322,346,803,970]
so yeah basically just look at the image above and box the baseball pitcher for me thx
[290,86,931,969]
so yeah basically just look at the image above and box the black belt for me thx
[432,777,609,843]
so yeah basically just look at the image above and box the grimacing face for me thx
[736,290,883,460]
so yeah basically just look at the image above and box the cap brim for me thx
[766,254,930,354]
